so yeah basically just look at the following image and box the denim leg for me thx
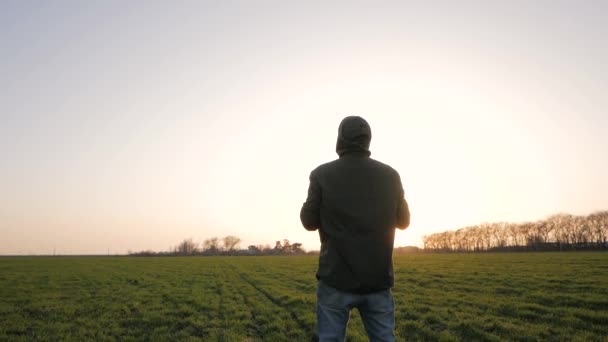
[316,281,356,342]
[358,289,395,342]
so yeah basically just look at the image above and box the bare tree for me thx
[570,216,593,248]
[422,235,432,250]
[493,222,509,248]
[588,211,608,248]
[462,226,476,251]
[453,229,465,251]
[422,211,608,252]
[535,221,553,244]
[223,235,242,253]
[282,239,292,253]
[176,238,199,255]
[291,242,304,254]
[506,223,521,247]
[518,222,535,249]
[203,237,221,254]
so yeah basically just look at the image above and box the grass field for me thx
[1,253,607,341]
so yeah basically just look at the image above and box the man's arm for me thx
[396,173,410,229]
[300,172,321,231]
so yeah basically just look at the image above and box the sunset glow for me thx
[1,1,607,254]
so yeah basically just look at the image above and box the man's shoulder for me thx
[310,158,400,177]
[368,158,400,176]
[310,159,339,176]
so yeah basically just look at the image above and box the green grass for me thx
[1,253,607,341]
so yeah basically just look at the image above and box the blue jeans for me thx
[316,280,395,342]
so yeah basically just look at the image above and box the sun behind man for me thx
[300,116,410,342]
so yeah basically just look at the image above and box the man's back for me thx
[300,116,410,294]
[301,116,410,341]
[302,154,408,293]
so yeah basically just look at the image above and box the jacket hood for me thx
[336,116,372,157]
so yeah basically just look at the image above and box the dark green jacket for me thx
[300,116,410,293]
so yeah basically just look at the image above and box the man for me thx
[300,116,410,342]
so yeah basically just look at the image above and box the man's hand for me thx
[301,172,321,231]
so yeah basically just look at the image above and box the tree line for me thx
[422,211,608,252]
[129,236,312,256]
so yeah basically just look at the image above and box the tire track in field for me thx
[215,277,226,325]
[259,271,315,294]
[217,268,263,339]
[214,271,257,340]
[238,272,313,337]
[237,262,316,295]
[224,262,314,338]
[234,283,264,339]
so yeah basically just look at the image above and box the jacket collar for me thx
[339,150,371,158]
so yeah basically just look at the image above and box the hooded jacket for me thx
[300,116,410,293]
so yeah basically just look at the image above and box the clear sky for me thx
[1,1,607,255]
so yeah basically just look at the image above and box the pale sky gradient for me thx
[1,1,607,255]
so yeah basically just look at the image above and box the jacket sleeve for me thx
[300,172,322,231]
[396,173,410,229]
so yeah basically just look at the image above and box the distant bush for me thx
[129,237,308,256]
[394,246,423,254]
